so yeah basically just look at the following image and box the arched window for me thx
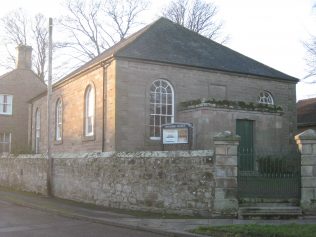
[35,108,40,153]
[55,98,62,141]
[257,91,274,105]
[85,85,95,136]
[150,79,174,139]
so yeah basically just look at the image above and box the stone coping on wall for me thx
[0,154,47,159]
[0,150,214,159]
[180,104,283,116]
[214,131,240,142]
[295,129,316,140]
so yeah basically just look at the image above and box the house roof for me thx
[62,17,299,83]
[297,97,316,127]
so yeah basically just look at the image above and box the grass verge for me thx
[191,224,316,237]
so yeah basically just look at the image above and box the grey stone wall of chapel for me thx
[114,59,297,152]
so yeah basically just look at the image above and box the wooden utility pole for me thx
[47,17,53,197]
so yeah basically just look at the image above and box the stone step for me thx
[238,206,302,219]
[239,202,298,207]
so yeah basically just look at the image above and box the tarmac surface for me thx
[0,187,316,237]
[0,199,165,237]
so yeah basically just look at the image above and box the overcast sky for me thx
[0,0,315,100]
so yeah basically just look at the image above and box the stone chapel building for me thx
[30,18,298,153]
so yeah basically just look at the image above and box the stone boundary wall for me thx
[0,150,217,216]
[0,154,47,194]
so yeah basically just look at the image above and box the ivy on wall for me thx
[179,98,283,114]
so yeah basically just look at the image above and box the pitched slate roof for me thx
[297,97,316,126]
[63,17,298,82]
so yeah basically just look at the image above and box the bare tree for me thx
[303,3,316,82]
[59,0,148,64]
[0,9,48,81]
[32,14,49,80]
[304,36,316,80]
[163,0,226,41]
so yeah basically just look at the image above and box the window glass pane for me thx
[150,104,154,114]
[257,91,274,105]
[156,104,161,114]
[150,115,154,126]
[150,126,155,137]
[155,92,161,103]
[85,86,95,136]
[161,87,167,94]
[3,95,7,113]
[150,93,156,103]
[56,100,62,140]
[149,80,174,138]
[161,104,167,115]
[154,81,160,87]
[164,116,169,125]
[167,116,172,124]
[155,127,160,137]
[0,95,12,114]
[167,94,172,104]
[167,105,172,115]
[155,115,160,126]
[36,110,40,130]
[35,109,40,153]
[162,94,166,104]
[161,81,167,88]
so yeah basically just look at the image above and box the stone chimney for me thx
[16,45,32,70]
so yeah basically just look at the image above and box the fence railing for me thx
[237,148,301,199]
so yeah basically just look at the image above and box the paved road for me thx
[0,199,165,237]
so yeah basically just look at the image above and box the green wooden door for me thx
[236,119,254,171]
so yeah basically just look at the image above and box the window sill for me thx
[150,137,161,141]
[82,135,95,142]
[54,140,63,145]
[0,113,12,116]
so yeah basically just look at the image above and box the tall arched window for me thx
[150,79,174,139]
[257,91,274,105]
[55,98,62,141]
[35,108,40,153]
[85,85,95,136]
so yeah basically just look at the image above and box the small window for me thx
[257,91,274,105]
[35,109,40,153]
[149,79,174,139]
[0,132,11,154]
[55,98,62,141]
[84,85,95,137]
[0,94,13,115]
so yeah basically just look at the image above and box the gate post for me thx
[213,131,240,217]
[295,129,316,214]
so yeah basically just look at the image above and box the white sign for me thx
[162,126,189,144]
[163,129,178,144]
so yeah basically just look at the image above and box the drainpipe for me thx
[101,62,110,152]
[47,18,53,197]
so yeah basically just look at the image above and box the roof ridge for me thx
[55,17,299,85]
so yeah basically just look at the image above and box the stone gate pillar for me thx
[295,129,316,214]
[213,131,240,217]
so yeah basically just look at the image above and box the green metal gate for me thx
[236,120,301,199]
